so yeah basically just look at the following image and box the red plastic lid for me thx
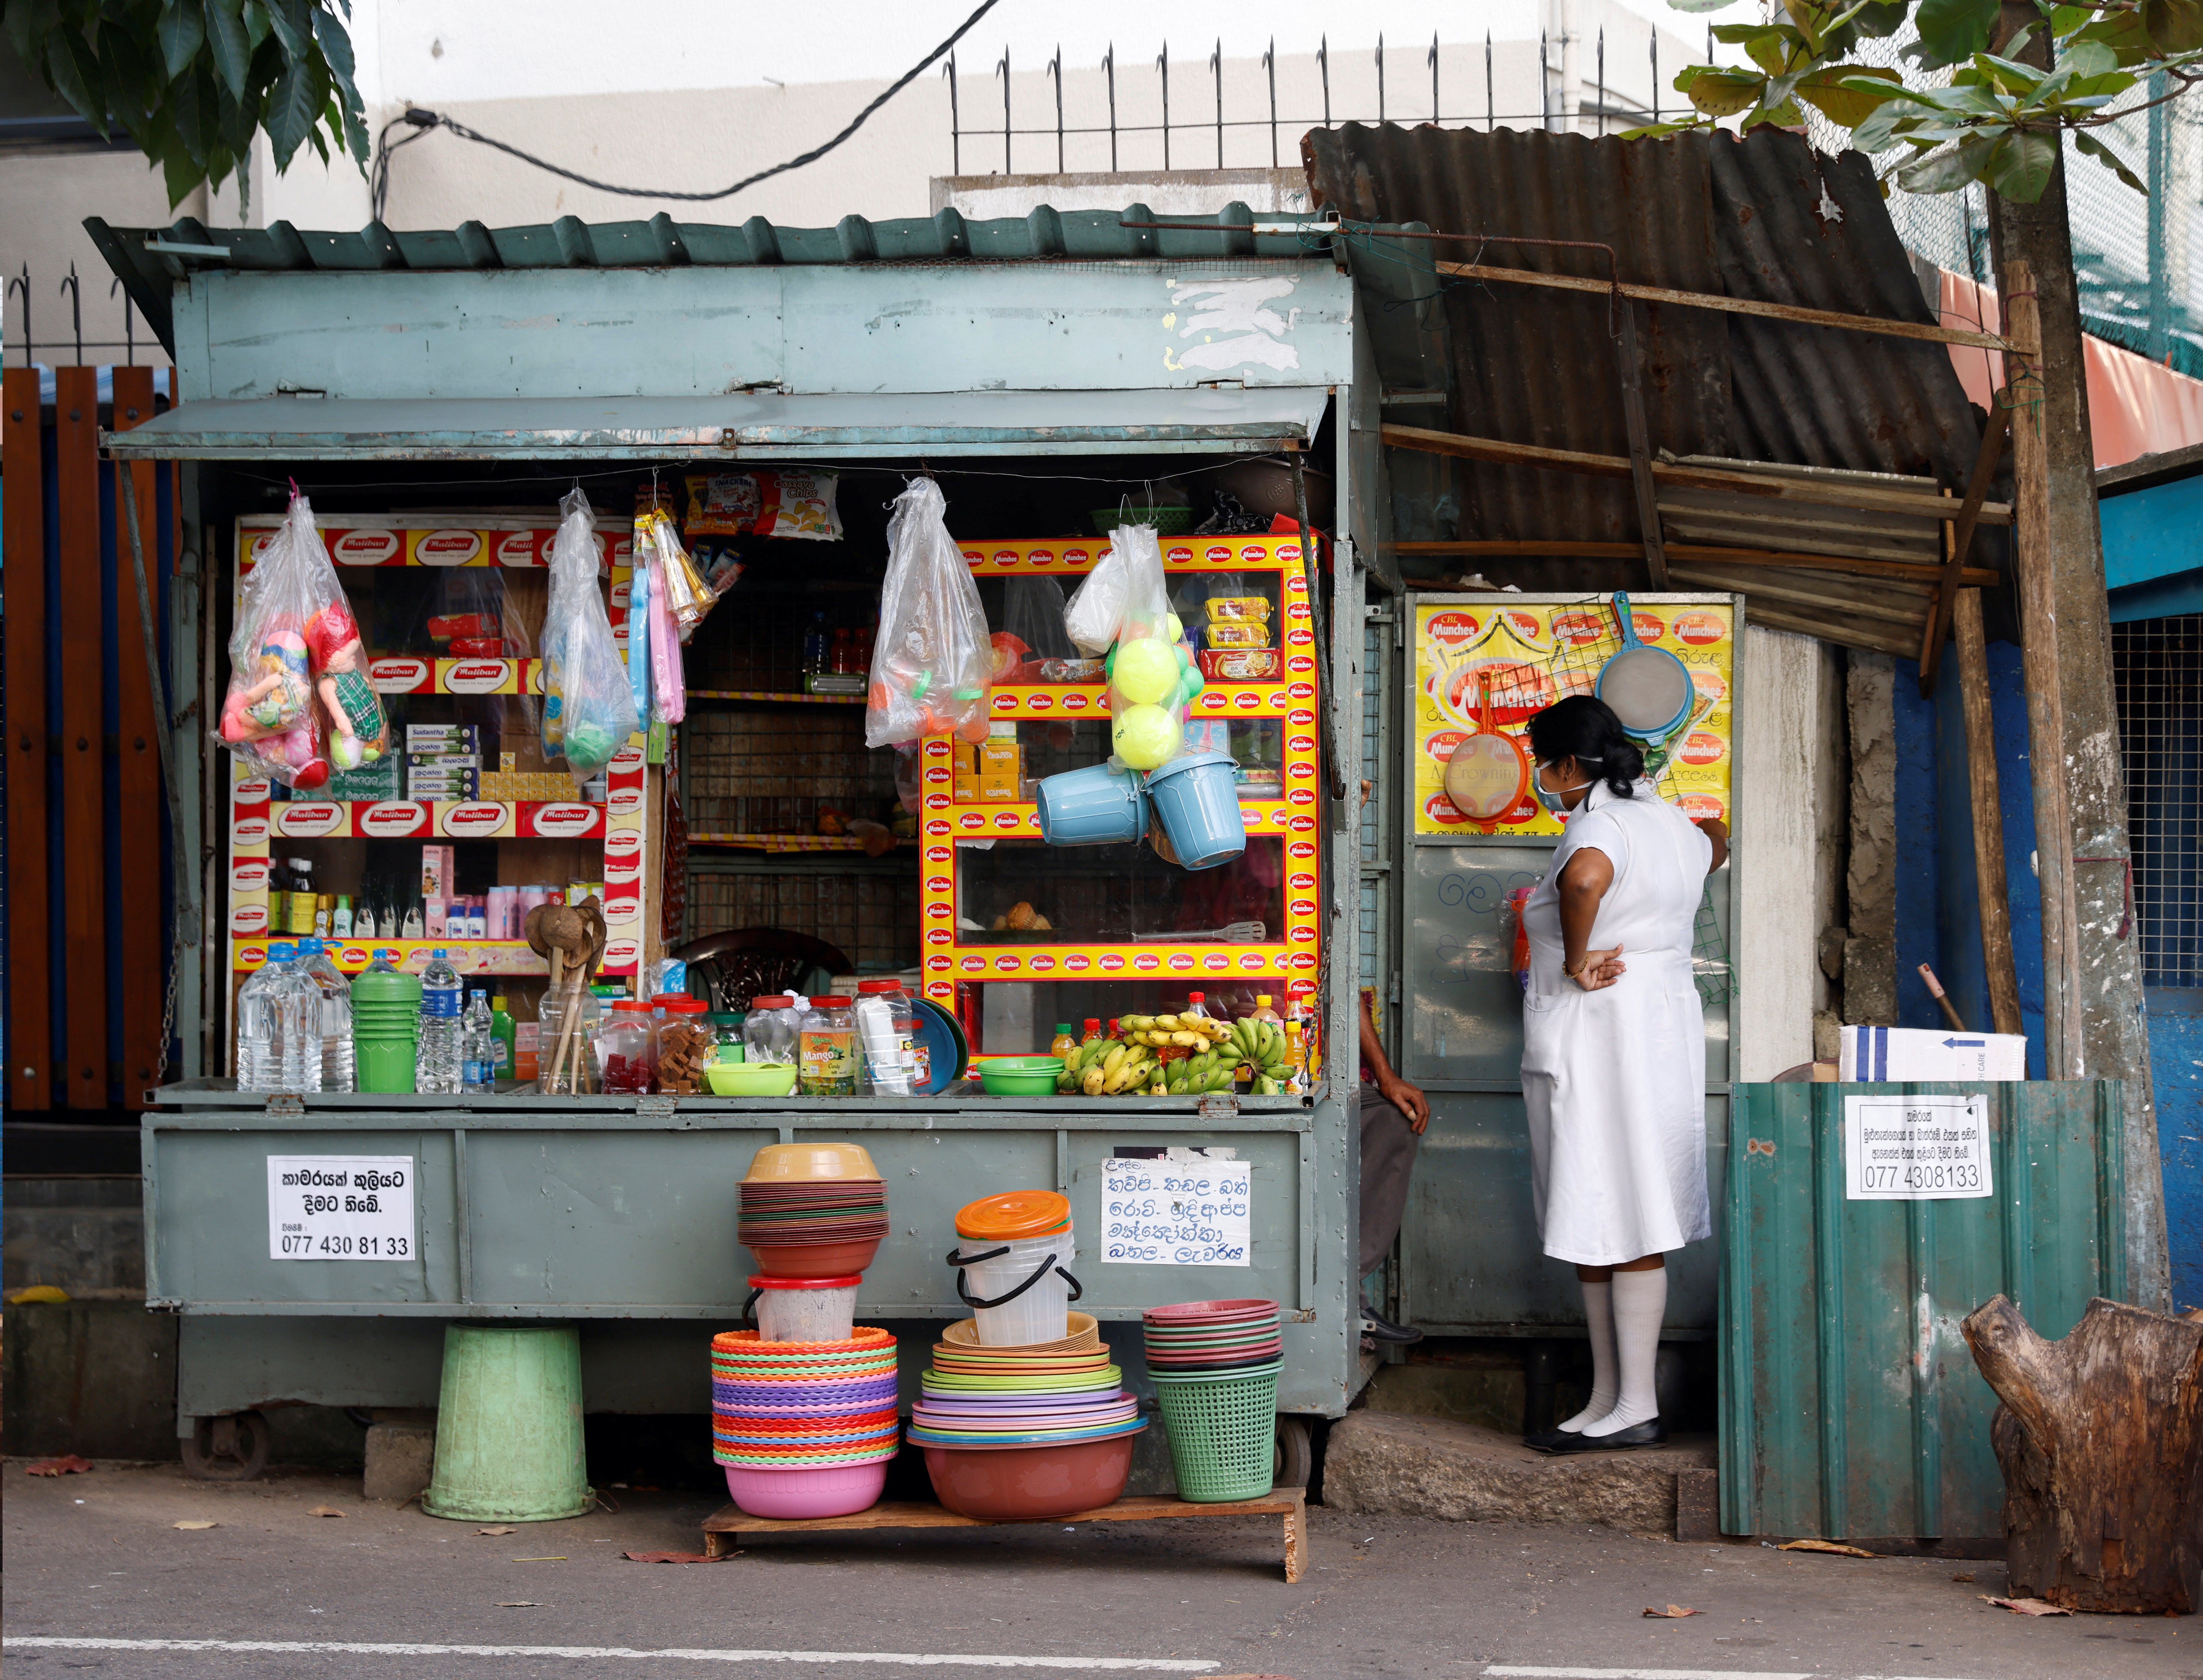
[670,996,709,1013]
[649,992,688,1006]
[857,979,902,993]
[612,999,652,1014]
[750,994,795,1010]
[747,1274,863,1289]
[1188,992,1206,1003]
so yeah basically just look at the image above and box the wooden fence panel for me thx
[54,368,105,1109]
[3,367,50,1109]
[112,366,163,1103]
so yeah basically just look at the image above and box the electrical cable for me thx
[374,0,1002,211]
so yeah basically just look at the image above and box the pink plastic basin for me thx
[722,1457,890,1519]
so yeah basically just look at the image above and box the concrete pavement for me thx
[3,1460,2188,1679]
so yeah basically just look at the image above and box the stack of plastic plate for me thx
[1141,1297,1283,1372]
[709,1327,900,1518]
[907,1337,1144,1520]
[739,1144,888,1277]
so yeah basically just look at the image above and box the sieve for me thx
[1593,591,1694,743]
[1443,668,1532,831]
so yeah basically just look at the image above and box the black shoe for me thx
[1360,1307,1423,1345]
[1532,1415,1667,1454]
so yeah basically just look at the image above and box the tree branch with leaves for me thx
[1629,0,2203,201]
[3,0,369,210]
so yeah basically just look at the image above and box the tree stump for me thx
[1961,1294,2202,1613]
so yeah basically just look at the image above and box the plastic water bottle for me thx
[271,945,320,1092]
[235,942,296,1091]
[416,949,464,1094]
[294,938,355,1093]
[462,989,494,1093]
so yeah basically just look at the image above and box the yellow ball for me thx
[1111,638,1180,707]
[1163,612,1184,643]
[1113,704,1180,770]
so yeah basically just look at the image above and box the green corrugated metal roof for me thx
[85,206,1338,358]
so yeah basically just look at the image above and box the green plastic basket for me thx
[1149,1359,1282,1502]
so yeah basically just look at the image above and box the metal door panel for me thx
[1402,843,1548,1085]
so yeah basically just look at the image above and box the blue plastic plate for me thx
[912,995,968,1094]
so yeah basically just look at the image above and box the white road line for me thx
[4,1638,1217,1671]
[1483,1669,1818,1680]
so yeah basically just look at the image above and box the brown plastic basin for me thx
[747,1239,881,1278]
[920,1429,1140,1521]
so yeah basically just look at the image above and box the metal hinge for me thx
[265,1093,304,1118]
[636,1095,678,1121]
[1197,1091,1239,1121]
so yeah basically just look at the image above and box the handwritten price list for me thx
[1101,1158,1252,1266]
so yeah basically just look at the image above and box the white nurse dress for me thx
[1519,778,1713,1267]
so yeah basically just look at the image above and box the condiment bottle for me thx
[1184,991,1211,1021]
[796,996,855,1096]
[1251,993,1281,1025]
[1049,1022,1078,1059]
[1081,1017,1103,1047]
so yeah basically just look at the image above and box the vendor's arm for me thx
[1360,995,1429,1133]
[1557,846,1626,991]
[1695,816,1729,874]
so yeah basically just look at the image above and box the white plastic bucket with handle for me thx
[743,1274,861,1344]
[947,1227,1081,1346]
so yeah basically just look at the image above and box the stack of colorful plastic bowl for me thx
[739,1144,888,1277]
[907,1320,1143,1520]
[1142,1299,1285,1504]
[947,1191,1080,1346]
[350,966,423,1094]
[710,1327,900,1517]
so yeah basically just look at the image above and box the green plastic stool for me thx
[420,1324,592,1523]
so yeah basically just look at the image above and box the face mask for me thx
[1534,761,1587,816]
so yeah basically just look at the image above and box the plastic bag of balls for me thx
[864,477,996,749]
[1089,522,1202,772]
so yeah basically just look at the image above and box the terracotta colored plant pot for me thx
[747,1238,881,1278]
[920,1429,1139,1521]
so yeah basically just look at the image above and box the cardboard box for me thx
[408,752,483,771]
[407,725,482,752]
[979,737,1021,776]
[953,773,980,804]
[421,844,455,897]
[976,772,1020,803]
[425,896,447,937]
[1838,1026,2028,1082]
[953,742,978,776]
[410,774,482,800]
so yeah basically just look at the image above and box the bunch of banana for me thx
[1228,1016,1298,1096]
[1115,1012,1238,1054]
[1056,1036,1159,1096]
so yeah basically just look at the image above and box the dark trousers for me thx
[1359,1083,1422,1278]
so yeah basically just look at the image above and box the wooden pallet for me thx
[702,1487,1307,1582]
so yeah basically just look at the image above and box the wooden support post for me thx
[111,367,164,1105]
[1953,589,2024,1037]
[55,369,106,1110]
[2000,263,2084,1083]
[1962,1294,2202,1613]
[1614,299,1669,586]
[1919,407,2010,693]
[3,367,50,1110]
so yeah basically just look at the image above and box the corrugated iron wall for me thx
[1304,124,1995,555]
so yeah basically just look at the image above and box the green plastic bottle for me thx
[489,994,515,1083]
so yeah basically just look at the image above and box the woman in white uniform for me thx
[1516,695,1728,1453]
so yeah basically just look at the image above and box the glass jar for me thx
[596,999,658,1093]
[535,989,603,1095]
[743,995,797,1065]
[655,998,717,1095]
[796,996,856,1096]
[853,978,921,1096]
[708,1012,746,1063]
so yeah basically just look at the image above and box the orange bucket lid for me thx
[955,1190,1071,1241]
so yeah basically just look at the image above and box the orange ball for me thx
[956,711,992,744]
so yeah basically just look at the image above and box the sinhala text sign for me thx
[1101,1157,1252,1265]
[1842,1095,1993,1200]
[267,1155,418,1259]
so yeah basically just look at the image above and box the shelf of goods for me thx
[919,535,1323,1003]
[227,513,651,982]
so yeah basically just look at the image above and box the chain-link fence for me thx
[1804,34,2203,377]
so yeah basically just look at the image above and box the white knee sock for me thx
[1582,1267,1665,1435]
[1557,1280,1616,1431]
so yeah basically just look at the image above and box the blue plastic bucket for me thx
[1036,762,1150,846]
[1143,751,1246,871]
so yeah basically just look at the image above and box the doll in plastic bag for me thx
[303,598,389,770]
[864,477,994,749]
[219,493,359,789]
[220,614,330,788]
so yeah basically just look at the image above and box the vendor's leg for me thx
[1557,1268,1618,1432]
[1578,1253,1666,1436]
[1358,1084,1422,1279]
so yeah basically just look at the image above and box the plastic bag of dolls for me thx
[218,492,388,789]
[864,477,993,750]
[541,488,641,783]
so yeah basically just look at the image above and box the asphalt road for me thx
[3,1461,2189,1680]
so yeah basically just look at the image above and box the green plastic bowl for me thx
[978,1055,1067,1096]
[703,1062,799,1097]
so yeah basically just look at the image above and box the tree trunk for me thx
[1987,2,2167,1311]
[1962,1294,2203,1613]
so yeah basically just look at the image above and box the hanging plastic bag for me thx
[1062,538,1130,658]
[640,508,718,639]
[864,477,994,749]
[216,491,375,789]
[1100,522,1201,771]
[624,524,655,732]
[1003,575,1077,660]
[540,488,641,783]
[645,522,687,726]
